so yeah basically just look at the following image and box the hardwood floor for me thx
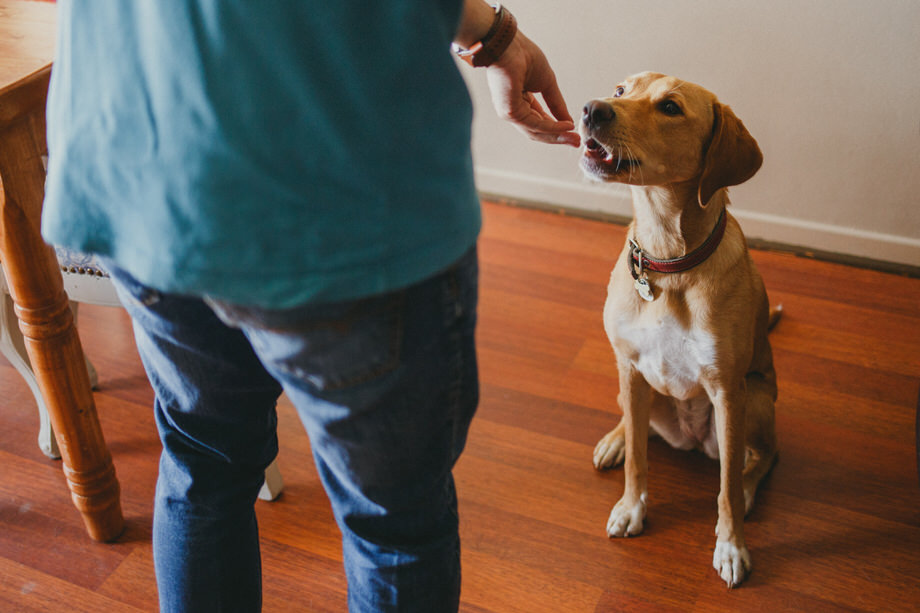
[2,200,919,612]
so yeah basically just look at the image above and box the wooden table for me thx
[0,0,123,541]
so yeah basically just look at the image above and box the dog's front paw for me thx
[712,540,751,588]
[606,493,647,537]
[593,428,626,469]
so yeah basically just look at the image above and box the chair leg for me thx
[1,287,60,459]
[1,88,124,542]
[1,285,100,460]
[259,458,284,501]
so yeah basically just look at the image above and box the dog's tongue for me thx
[585,138,616,164]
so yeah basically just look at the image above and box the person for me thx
[42,1,579,611]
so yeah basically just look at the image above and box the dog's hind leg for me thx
[741,373,778,515]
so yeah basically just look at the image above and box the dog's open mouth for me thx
[583,138,641,174]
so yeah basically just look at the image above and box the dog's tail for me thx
[767,304,783,332]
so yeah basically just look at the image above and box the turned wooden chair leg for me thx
[1,284,59,459]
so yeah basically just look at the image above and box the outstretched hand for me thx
[486,32,581,147]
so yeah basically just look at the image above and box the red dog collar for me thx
[628,208,727,279]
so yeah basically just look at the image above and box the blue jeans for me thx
[108,248,479,613]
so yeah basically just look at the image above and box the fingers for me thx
[539,77,574,125]
[509,95,581,146]
[487,78,581,146]
[520,116,581,146]
[518,95,581,146]
[485,33,581,147]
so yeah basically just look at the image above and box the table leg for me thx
[0,80,124,542]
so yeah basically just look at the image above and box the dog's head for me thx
[580,72,762,207]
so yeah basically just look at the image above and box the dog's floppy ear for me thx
[698,102,763,208]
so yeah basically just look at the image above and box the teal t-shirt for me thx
[42,0,481,308]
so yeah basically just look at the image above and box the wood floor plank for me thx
[460,547,606,613]
[780,379,914,441]
[258,540,348,612]
[754,250,920,319]
[0,557,148,612]
[96,549,157,611]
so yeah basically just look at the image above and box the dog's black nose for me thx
[583,100,615,127]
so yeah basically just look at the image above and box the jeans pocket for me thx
[214,293,405,393]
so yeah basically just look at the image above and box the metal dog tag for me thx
[634,276,654,301]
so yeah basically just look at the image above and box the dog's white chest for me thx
[613,315,716,401]
[612,313,720,455]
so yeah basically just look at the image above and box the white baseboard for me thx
[475,167,634,220]
[474,167,920,270]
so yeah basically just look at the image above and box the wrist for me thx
[454,3,518,68]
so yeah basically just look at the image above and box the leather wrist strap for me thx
[456,4,517,67]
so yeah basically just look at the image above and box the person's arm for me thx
[455,0,580,147]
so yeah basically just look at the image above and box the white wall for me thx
[463,0,920,267]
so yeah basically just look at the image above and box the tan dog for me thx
[580,72,778,587]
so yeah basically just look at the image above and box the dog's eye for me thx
[614,86,625,98]
[659,100,683,116]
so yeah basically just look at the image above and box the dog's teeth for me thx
[604,152,615,163]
